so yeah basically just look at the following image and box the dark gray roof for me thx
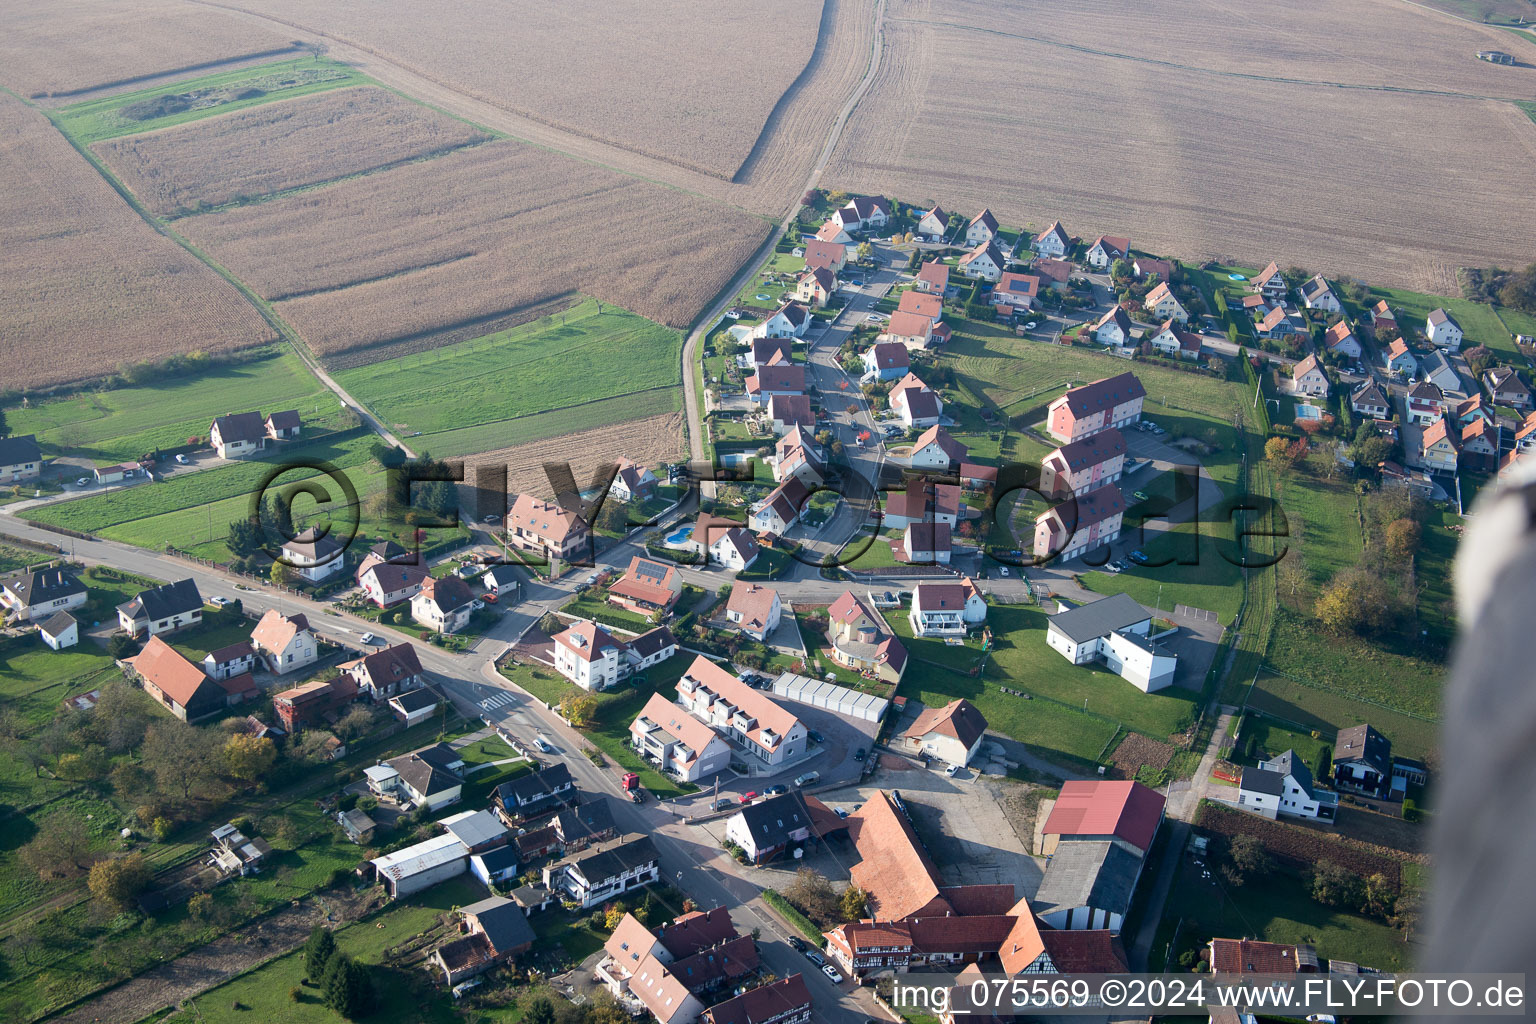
[1032,840,1142,918]
[556,800,614,843]
[496,763,576,813]
[386,752,460,799]
[628,626,677,660]
[1239,765,1285,797]
[2,567,86,608]
[462,896,535,954]
[1334,724,1391,776]
[0,434,42,466]
[1047,593,1151,644]
[564,833,658,882]
[265,410,301,430]
[117,578,202,621]
[1267,749,1314,797]
[483,564,521,588]
[414,741,464,773]
[39,610,78,636]
[391,688,440,714]
[473,845,519,874]
[735,792,818,850]
[212,411,266,443]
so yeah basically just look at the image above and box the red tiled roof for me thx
[1046,428,1126,472]
[703,974,811,1024]
[938,884,1018,916]
[905,698,987,749]
[802,240,845,270]
[507,493,588,545]
[1033,258,1071,284]
[911,425,968,462]
[916,261,949,289]
[898,291,942,319]
[1039,930,1128,973]
[847,791,946,921]
[128,637,214,709]
[726,583,779,633]
[886,310,935,339]
[1043,780,1165,852]
[1209,938,1312,974]
[555,620,628,664]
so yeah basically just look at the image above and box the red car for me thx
[740,791,759,804]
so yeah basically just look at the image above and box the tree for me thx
[1361,872,1396,919]
[1311,860,1360,908]
[1226,834,1273,883]
[20,810,93,878]
[783,867,839,924]
[524,997,556,1024]
[144,721,221,800]
[305,924,337,982]
[224,733,277,782]
[560,692,598,728]
[0,407,7,437]
[1277,553,1310,598]
[322,952,372,1018]
[334,705,376,742]
[56,745,108,782]
[290,729,341,764]
[88,853,152,911]
[839,885,868,921]
[1384,518,1422,561]
[604,902,628,930]
[270,560,297,588]
[536,611,563,636]
[1315,567,1398,636]
[188,892,214,920]
[1264,436,1296,469]
[107,633,139,659]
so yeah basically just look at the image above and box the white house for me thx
[814,219,852,245]
[752,302,811,340]
[724,583,782,641]
[862,341,910,381]
[916,205,948,239]
[908,578,986,637]
[674,655,806,766]
[889,372,943,428]
[1147,320,1201,360]
[1324,321,1361,359]
[1299,275,1343,313]
[957,242,1005,282]
[750,476,810,535]
[553,620,632,691]
[1044,593,1177,693]
[904,425,968,470]
[774,427,825,486]
[39,611,79,651]
[1093,306,1134,348]
[1420,349,1464,395]
[1350,381,1391,420]
[837,195,891,232]
[709,525,760,571]
[1,567,87,623]
[631,692,733,782]
[1142,282,1188,323]
[881,310,935,350]
[116,579,203,638]
[250,608,318,676]
[1291,355,1329,398]
[1032,221,1071,259]
[992,271,1039,311]
[964,208,999,246]
[745,364,806,405]
[1426,308,1463,351]
[411,576,477,635]
[902,698,987,766]
[609,458,659,503]
[280,528,346,583]
[358,561,431,608]
[1237,750,1336,821]
[209,412,267,459]
[795,266,836,307]
[543,833,660,909]
[1084,235,1129,270]
[0,434,43,484]
[202,641,257,682]
[900,521,952,564]
[768,394,814,435]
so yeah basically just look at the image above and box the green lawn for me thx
[498,660,697,797]
[3,348,341,466]
[50,57,371,145]
[731,251,806,315]
[0,637,120,807]
[1244,670,1439,761]
[1234,718,1333,780]
[166,619,263,664]
[1152,861,1414,974]
[559,591,656,633]
[1081,522,1244,624]
[1495,303,1536,343]
[1414,508,1461,653]
[333,299,682,453]
[1271,454,1364,588]
[1264,607,1445,720]
[1360,282,1518,359]
[157,875,489,1024]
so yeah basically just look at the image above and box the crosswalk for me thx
[478,691,517,711]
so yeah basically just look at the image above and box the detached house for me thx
[883,479,961,529]
[965,208,999,246]
[1238,749,1336,821]
[506,494,592,563]
[1044,592,1177,693]
[433,896,535,988]
[127,636,230,723]
[1084,235,1129,269]
[1350,381,1391,420]
[750,337,793,368]
[837,195,891,232]
[767,394,814,435]
[39,612,78,651]
[1147,320,1201,360]
[1292,354,1329,398]
[1032,221,1071,259]
[608,555,683,617]
[1034,483,1124,562]
[890,372,943,428]
[773,427,824,486]
[991,271,1039,311]
[0,434,43,483]
[1333,723,1394,798]
[882,310,936,350]
[1142,282,1188,323]
[689,514,760,571]
[862,341,910,381]
[1252,261,1289,302]
[724,583,782,641]
[745,364,806,405]
[1092,306,1134,348]
[202,641,256,682]
[1385,338,1418,376]
[1047,373,1145,442]
[1033,257,1072,290]
[411,575,477,635]
[1133,256,1173,283]
[1324,320,1362,359]
[914,259,949,294]
[896,521,952,564]
[359,560,431,608]
[631,692,733,783]
[700,975,812,1024]
[903,698,988,767]
[1256,305,1299,340]
[726,791,841,864]
[1299,274,1342,313]
[905,424,968,470]
[957,241,1005,282]
[544,833,660,909]
[750,476,811,536]
[273,675,358,733]
[117,578,203,638]
[610,458,659,503]
[1371,299,1398,334]
[1040,428,1126,498]
[801,240,846,274]
[209,412,266,459]
[917,206,949,238]
[1407,380,1446,424]
[1,566,86,622]
[554,620,635,691]
[825,590,908,683]
[1459,417,1498,471]
[1420,349,1464,395]
[1485,366,1532,410]
[908,578,987,637]
[264,410,301,441]
[493,763,578,823]
[752,302,811,340]
[814,219,851,245]
[1426,308,1463,351]
[280,527,346,582]
[794,266,835,307]
[340,642,425,701]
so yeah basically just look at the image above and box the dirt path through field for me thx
[51,888,382,1024]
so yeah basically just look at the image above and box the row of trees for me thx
[304,926,375,1018]
[1219,835,1418,933]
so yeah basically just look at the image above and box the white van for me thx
[794,771,820,788]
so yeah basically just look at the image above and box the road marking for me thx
[478,692,516,710]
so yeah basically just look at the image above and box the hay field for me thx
[456,411,685,501]
[94,86,491,217]
[830,10,1536,292]
[175,139,772,356]
[208,0,825,180]
[0,95,276,392]
[0,0,301,99]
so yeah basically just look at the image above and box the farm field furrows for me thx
[896,0,1536,98]
[202,0,825,180]
[831,10,1536,293]
[332,298,681,437]
[94,86,493,217]
[3,348,340,464]
[175,139,773,356]
[455,411,686,502]
[0,0,302,100]
[0,94,277,393]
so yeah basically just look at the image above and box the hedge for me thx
[763,890,825,945]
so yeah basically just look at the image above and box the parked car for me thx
[794,771,821,787]
[764,784,788,796]
[174,454,189,464]
[1133,490,1149,501]
[803,950,825,966]
[999,566,1010,576]
[1106,561,1125,573]
[358,632,377,645]
[75,477,90,486]
[209,596,231,606]
[483,514,500,523]
[821,965,844,983]
[740,791,759,804]
[787,936,806,952]
[807,730,824,744]
[1128,550,1150,565]
[853,748,866,762]
[864,314,883,323]
[713,799,734,812]
[834,807,849,819]
[945,764,962,777]
[630,790,646,804]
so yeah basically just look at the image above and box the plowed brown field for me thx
[0,0,300,99]
[175,139,772,357]
[200,0,825,180]
[94,86,490,217]
[0,95,276,392]
[830,0,1536,292]
[457,411,685,500]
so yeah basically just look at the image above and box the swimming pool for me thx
[1227,273,1248,281]
[664,526,694,546]
[756,293,771,301]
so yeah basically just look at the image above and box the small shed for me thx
[39,611,79,650]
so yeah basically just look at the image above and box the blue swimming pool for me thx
[1227,273,1248,281]
[665,526,694,546]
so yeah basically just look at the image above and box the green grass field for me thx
[731,251,806,314]
[1081,521,1244,624]
[1496,303,1536,342]
[3,348,341,465]
[1272,453,1364,588]
[1359,282,1518,359]
[1264,607,1445,721]
[0,637,120,806]
[50,57,371,145]
[1244,670,1439,760]
[333,299,683,463]
[1235,718,1333,779]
